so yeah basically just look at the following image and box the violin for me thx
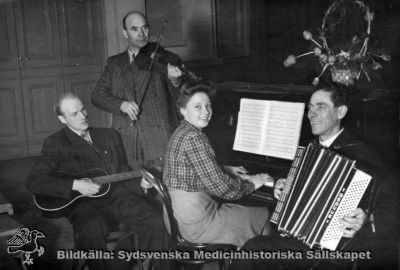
[134,21,201,81]
[135,42,181,69]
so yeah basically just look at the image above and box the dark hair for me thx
[313,82,350,108]
[54,92,80,116]
[176,80,216,110]
[122,11,147,30]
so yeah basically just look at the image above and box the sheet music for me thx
[233,98,304,160]
[265,101,305,159]
[233,99,270,155]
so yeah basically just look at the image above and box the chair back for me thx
[139,167,182,248]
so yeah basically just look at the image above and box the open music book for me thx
[233,98,305,160]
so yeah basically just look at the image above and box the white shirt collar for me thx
[319,128,344,148]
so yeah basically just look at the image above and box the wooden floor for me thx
[0,155,398,270]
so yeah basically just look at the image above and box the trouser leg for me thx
[68,200,115,270]
[113,193,171,270]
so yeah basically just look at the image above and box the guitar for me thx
[33,168,141,216]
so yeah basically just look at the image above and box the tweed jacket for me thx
[26,127,141,199]
[92,51,179,168]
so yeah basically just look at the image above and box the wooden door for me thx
[57,0,102,67]
[13,0,62,71]
[12,0,63,156]
[21,77,64,155]
[0,2,28,160]
[58,0,106,128]
[0,0,105,160]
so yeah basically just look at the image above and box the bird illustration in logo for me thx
[6,227,46,265]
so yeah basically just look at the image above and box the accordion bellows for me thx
[271,143,372,250]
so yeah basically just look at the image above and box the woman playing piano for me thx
[163,79,273,247]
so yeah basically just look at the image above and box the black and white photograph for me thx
[0,0,399,269]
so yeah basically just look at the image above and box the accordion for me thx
[271,143,373,251]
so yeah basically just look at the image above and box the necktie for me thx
[81,131,93,145]
[129,51,135,64]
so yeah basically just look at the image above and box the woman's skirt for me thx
[166,188,270,247]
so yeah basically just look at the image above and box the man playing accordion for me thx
[230,83,395,270]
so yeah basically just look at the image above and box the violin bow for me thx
[137,20,168,108]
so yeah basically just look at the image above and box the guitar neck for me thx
[93,171,141,185]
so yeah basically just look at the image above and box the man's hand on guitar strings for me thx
[72,178,100,196]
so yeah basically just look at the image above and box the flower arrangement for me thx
[283,0,391,86]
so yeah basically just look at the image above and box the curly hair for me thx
[176,79,216,110]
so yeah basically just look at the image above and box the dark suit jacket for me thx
[313,129,385,180]
[310,129,388,252]
[26,127,141,200]
[91,51,179,168]
[326,129,398,243]
[311,129,384,215]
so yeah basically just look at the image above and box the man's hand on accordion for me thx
[273,178,286,200]
[339,208,367,238]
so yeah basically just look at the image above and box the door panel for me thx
[0,80,28,160]
[0,2,18,71]
[13,0,61,70]
[0,1,28,160]
[0,81,26,141]
[58,0,101,67]
[22,77,64,155]
[63,73,105,127]
[0,0,104,160]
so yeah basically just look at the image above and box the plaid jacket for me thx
[163,120,254,200]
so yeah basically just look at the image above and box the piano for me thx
[205,82,399,205]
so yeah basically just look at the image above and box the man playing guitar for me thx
[27,92,169,270]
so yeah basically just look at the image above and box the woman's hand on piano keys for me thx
[222,165,249,180]
[273,178,286,200]
[248,173,274,190]
[339,208,367,238]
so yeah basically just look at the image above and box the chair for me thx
[140,167,236,270]
[0,194,27,270]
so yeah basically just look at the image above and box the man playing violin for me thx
[27,93,170,270]
[92,11,183,170]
